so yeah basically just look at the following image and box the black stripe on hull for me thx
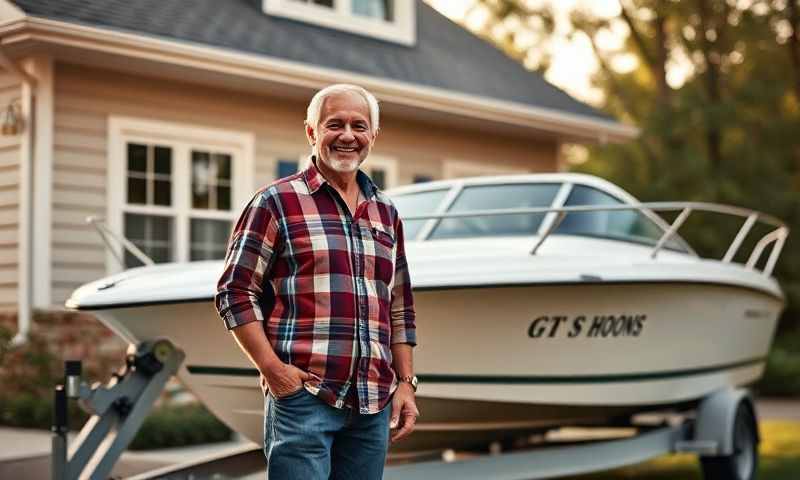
[186,356,765,384]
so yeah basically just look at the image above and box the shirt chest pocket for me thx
[362,223,396,284]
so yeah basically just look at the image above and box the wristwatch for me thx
[399,375,418,392]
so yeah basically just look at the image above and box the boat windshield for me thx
[393,182,687,250]
[393,189,450,239]
[555,185,685,251]
[427,183,561,240]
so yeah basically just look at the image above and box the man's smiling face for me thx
[310,91,375,174]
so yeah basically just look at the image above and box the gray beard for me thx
[316,145,365,173]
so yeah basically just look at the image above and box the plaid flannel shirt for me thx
[215,158,416,414]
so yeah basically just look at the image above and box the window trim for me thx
[262,0,416,46]
[442,158,529,179]
[108,116,255,274]
[363,154,398,190]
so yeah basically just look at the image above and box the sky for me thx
[425,0,629,105]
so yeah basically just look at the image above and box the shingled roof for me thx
[9,0,611,121]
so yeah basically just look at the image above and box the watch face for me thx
[400,376,418,391]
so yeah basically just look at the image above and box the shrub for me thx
[0,392,88,430]
[758,329,800,397]
[128,403,233,450]
[0,392,232,450]
[0,313,232,449]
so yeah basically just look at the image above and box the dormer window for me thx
[352,0,393,21]
[294,0,334,7]
[264,0,415,46]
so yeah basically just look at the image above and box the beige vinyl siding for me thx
[52,96,107,305]
[50,62,558,306]
[0,71,21,310]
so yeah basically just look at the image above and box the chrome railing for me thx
[86,216,155,268]
[401,201,789,277]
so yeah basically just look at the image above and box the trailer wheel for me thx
[700,402,758,480]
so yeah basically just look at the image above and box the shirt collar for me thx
[302,156,326,194]
[302,155,379,199]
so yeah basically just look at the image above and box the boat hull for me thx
[88,281,782,452]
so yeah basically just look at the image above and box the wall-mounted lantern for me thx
[1,99,22,135]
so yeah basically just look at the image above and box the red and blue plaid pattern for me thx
[215,158,416,414]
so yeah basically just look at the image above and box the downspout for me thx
[0,49,37,345]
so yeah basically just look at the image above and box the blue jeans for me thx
[263,387,391,480]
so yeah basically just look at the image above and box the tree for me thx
[462,0,556,73]
[455,0,800,329]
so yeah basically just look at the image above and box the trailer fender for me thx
[693,388,758,456]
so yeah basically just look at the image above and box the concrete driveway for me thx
[1,397,796,479]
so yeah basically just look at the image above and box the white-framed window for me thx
[262,0,416,46]
[443,159,529,179]
[363,155,398,190]
[276,158,300,179]
[108,117,255,273]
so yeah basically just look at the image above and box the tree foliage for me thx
[467,0,800,328]
[461,0,556,72]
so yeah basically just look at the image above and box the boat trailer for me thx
[384,388,759,480]
[51,339,184,480]
[52,339,759,480]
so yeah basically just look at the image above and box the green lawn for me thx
[560,421,800,479]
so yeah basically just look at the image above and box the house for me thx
[0,0,636,340]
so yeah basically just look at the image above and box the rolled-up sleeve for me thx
[389,218,416,346]
[215,190,281,330]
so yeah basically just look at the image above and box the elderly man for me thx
[215,84,418,480]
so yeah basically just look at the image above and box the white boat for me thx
[65,173,788,453]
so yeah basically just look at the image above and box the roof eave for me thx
[0,16,639,143]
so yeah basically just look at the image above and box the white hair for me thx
[306,84,380,132]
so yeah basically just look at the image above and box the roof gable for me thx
[8,0,611,121]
